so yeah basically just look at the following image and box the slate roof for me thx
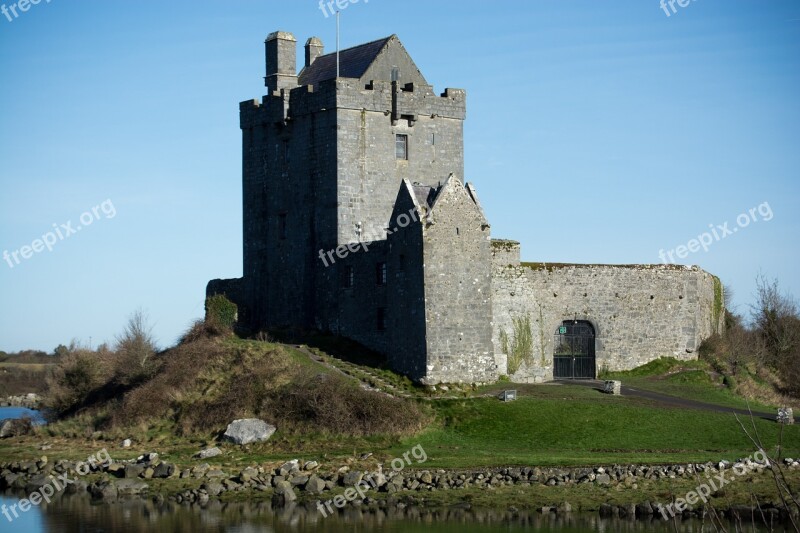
[298,36,393,87]
[411,184,439,209]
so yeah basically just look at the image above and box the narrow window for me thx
[399,254,406,272]
[279,213,287,240]
[377,307,387,331]
[342,265,354,288]
[396,134,408,160]
[376,262,387,286]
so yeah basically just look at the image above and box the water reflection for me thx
[0,491,789,533]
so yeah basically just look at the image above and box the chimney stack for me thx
[265,31,297,93]
[304,37,324,69]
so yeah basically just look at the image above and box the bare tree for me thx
[114,309,159,387]
[751,275,800,394]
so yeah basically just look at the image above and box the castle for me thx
[208,31,724,384]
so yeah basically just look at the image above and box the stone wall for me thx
[421,178,496,384]
[491,244,723,382]
[386,182,428,380]
[334,79,465,244]
[316,241,390,356]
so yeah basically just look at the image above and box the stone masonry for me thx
[207,30,723,384]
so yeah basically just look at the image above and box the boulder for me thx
[222,419,276,445]
[599,503,615,517]
[65,479,87,495]
[305,475,326,495]
[24,474,54,493]
[124,464,146,479]
[89,481,118,501]
[116,479,149,496]
[195,447,222,459]
[273,480,297,503]
[557,501,573,514]
[202,481,225,497]
[289,475,309,487]
[636,502,654,516]
[152,462,176,479]
[278,460,299,476]
[0,418,33,438]
[106,463,125,477]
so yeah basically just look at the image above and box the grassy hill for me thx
[2,325,789,471]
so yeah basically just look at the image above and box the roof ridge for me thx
[314,35,393,60]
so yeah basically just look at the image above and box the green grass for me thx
[601,356,780,412]
[390,391,800,468]
[8,339,800,476]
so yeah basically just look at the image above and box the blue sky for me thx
[1,0,798,353]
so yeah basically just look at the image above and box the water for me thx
[0,407,45,424]
[0,493,791,533]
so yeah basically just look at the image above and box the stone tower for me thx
[209,30,498,383]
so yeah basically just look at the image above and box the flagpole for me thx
[336,11,340,78]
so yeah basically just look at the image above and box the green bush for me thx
[205,295,238,331]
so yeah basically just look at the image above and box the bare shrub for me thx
[179,319,227,345]
[174,343,294,434]
[0,368,50,396]
[44,350,113,419]
[271,370,428,436]
[112,335,226,428]
[113,309,159,387]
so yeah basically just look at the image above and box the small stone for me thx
[194,447,222,460]
[343,471,363,486]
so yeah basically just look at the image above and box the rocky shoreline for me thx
[2,453,798,521]
[0,393,42,409]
